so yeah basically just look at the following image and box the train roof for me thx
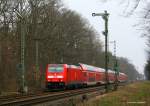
[48,64,64,66]
[48,64,80,69]
[67,64,81,69]
[78,63,105,72]
[48,63,116,73]
[119,72,127,76]
[108,70,115,73]
[47,64,126,75]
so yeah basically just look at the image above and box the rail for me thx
[0,86,105,106]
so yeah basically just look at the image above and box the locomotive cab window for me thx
[48,66,63,72]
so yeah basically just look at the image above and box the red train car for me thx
[118,72,128,82]
[46,64,84,89]
[46,64,67,88]
[108,70,115,83]
[45,63,128,89]
[66,64,83,88]
[79,63,106,86]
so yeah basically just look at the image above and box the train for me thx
[45,63,128,89]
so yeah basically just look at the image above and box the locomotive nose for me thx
[47,73,64,79]
[46,72,65,88]
[46,64,67,89]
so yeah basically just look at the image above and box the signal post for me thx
[92,11,109,92]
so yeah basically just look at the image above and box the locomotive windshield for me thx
[48,64,64,72]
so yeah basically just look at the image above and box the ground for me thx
[77,81,150,106]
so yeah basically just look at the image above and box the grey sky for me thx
[63,0,146,74]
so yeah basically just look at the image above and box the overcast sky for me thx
[63,0,146,74]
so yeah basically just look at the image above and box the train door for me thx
[82,71,87,85]
[66,66,78,86]
[66,67,72,85]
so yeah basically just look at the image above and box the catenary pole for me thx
[110,40,118,90]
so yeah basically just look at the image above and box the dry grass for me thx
[77,81,150,106]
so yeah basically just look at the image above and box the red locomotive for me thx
[45,63,127,89]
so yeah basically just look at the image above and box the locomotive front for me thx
[46,64,67,89]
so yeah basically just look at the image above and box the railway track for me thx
[0,82,127,106]
[0,92,43,103]
[0,86,105,106]
[0,90,64,104]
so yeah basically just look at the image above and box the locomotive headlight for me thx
[48,76,54,78]
[57,76,63,78]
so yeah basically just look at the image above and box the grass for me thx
[78,81,150,106]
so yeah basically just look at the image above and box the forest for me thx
[0,0,141,93]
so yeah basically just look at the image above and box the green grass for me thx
[78,81,150,106]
